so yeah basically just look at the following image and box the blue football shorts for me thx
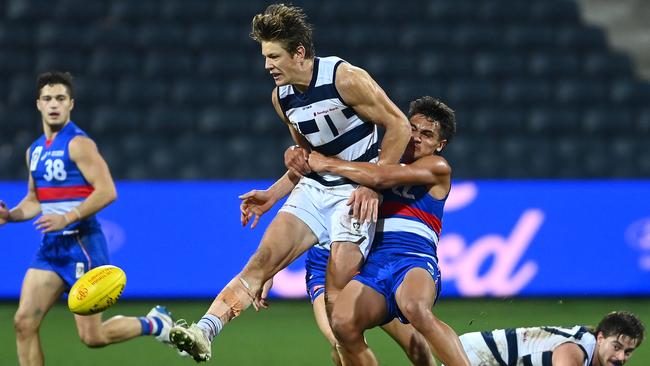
[305,245,330,303]
[31,227,110,289]
[353,248,441,325]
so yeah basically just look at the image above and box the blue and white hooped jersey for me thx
[29,121,97,236]
[461,325,596,366]
[278,56,379,187]
[374,185,445,258]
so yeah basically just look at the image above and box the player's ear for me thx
[436,140,447,152]
[294,44,306,62]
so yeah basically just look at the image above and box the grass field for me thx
[1,298,648,365]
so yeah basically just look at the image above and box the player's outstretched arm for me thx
[309,151,450,190]
[1,149,43,226]
[335,63,411,165]
[239,157,304,228]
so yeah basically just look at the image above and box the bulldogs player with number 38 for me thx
[0,72,173,366]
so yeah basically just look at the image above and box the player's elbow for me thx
[102,186,118,205]
[108,190,117,205]
[391,116,411,139]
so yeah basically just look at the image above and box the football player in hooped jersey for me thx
[453,311,644,366]
[307,97,470,366]
[170,4,411,362]
[0,72,172,366]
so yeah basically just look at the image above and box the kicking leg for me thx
[14,269,66,366]
[171,212,317,361]
[207,212,316,323]
[395,268,470,366]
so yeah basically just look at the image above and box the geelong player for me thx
[170,4,411,362]
[238,96,467,365]
[0,72,172,366]
[453,311,644,366]
[307,96,470,366]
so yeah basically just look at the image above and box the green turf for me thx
[1,298,648,365]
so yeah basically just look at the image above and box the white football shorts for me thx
[279,178,375,258]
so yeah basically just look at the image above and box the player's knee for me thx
[401,302,433,329]
[331,312,362,345]
[78,332,108,348]
[14,311,39,337]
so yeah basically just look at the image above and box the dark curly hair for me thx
[407,96,456,143]
[595,311,645,347]
[250,3,315,58]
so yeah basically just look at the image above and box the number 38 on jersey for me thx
[43,158,67,181]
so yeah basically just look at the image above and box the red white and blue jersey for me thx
[278,56,379,187]
[374,185,445,258]
[29,121,97,236]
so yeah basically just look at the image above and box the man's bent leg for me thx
[15,269,66,366]
[380,320,436,366]
[395,268,470,366]
[207,212,317,324]
[74,305,173,347]
[325,241,364,319]
[330,280,386,366]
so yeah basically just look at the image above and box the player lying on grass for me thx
[450,311,644,366]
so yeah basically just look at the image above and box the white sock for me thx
[197,314,223,342]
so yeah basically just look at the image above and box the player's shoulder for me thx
[335,61,366,78]
[68,135,99,157]
[415,154,451,174]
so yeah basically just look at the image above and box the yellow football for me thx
[68,265,127,315]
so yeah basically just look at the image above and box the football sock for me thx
[139,316,164,336]
[197,314,223,342]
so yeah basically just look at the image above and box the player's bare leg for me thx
[325,241,364,319]
[312,294,343,365]
[73,305,173,347]
[313,291,434,366]
[170,212,317,362]
[208,212,316,323]
[381,320,436,366]
[14,269,65,366]
[330,280,386,366]
[74,314,140,346]
[395,268,470,366]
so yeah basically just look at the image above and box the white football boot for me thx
[147,305,173,345]
[170,320,212,362]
